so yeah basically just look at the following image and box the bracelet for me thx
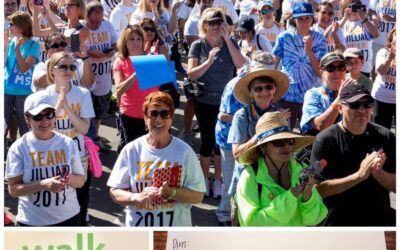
[362,18,368,24]
[168,188,177,200]
[81,56,90,60]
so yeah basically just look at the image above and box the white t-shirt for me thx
[255,23,285,48]
[343,20,374,73]
[44,85,95,157]
[311,23,346,53]
[5,132,84,226]
[130,9,171,25]
[368,0,396,45]
[371,48,396,103]
[110,2,137,36]
[189,0,239,24]
[177,2,193,20]
[86,19,118,96]
[31,59,85,92]
[184,13,200,37]
[107,135,206,227]
[239,34,273,55]
[101,0,121,19]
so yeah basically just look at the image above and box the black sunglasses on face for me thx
[207,20,222,26]
[142,26,156,32]
[30,110,56,121]
[324,64,347,72]
[48,41,68,49]
[270,138,295,147]
[253,84,275,93]
[148,110,170,119]
[54,64,77,72]
[343,101,374,109]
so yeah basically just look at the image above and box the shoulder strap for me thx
[250,160,262,199]
[256,35,262,51]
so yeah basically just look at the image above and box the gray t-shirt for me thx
[188,38,238,105]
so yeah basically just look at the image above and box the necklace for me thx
[265,152,286,186]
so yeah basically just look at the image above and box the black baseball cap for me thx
[339,84,373,103]
[236,17,255,32]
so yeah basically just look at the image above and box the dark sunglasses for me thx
[48,41,68,49]
[30,110,56,121]
[270,138,295,147]
[54,64,77,72]
[142,26,156,32]
[324,64,347,72]
[343,101,374,109]
[148,110,170,119]
[207,20,222,26]
[260,8,274,15]
[63,3,78,8]
[253,84,275,93]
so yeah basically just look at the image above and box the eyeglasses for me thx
[320,11,334,16]
[148,110,170,119]
[253,84,275,93]
[270,138,295,147]
[30,110,56,121]
[207,20,222,26]
[54,64,77,72]
[48,41,68,49]
[324,64,347,72]
[142,26,156,32]
[63,3,78,8]
[260,8,274,15]
[343,101,374,109]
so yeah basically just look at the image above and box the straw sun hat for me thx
[234,65,289,105]
[239,111,315,165]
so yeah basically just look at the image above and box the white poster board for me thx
[166,231,386,250]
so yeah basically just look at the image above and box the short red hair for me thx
[143,91,175,117]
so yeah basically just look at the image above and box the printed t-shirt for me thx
[311,23,346,53]
[255,23,284,48]
[371,48,396,103]
[110,3,137,35]
[368,0,396,45]
[5,132,84,226]
[107,136,206,227]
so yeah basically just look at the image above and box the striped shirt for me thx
[273,29,328,103]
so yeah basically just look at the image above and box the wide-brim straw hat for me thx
[234,66,289,105]
[239,111,315,165]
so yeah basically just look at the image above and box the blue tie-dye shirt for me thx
[273,29,328,103]
[215,76,245,150]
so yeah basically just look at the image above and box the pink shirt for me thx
[113,57,158,119]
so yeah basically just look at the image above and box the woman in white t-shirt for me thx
[371,28,396,130]
[45,51,95,225]
[254,0,284,49]
[108,92,206,227]
[5,91,85,226]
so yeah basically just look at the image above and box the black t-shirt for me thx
[311,123,396,226]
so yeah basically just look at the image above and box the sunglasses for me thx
[148,110,170,119]
[207,20,222,26]
[54,64,77,72]
[324,64,347,72]
[260,8,274,15]
[63,3,78,8]
[270,138,295,147]
[253,84,275,93]
[48,41,68,49]
[343,101,374,109]
[142,26,156,32]
[30,110,56,121]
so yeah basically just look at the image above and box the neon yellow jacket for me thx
[236,158,328,226]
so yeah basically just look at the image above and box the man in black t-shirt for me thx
[311,84,396,226]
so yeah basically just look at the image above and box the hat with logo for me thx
[343,47,364,59]
[236,16,255,32]
[339,84,373,103]
[320,52,345,68]
[24,91,55,116]
[292,2,314,18]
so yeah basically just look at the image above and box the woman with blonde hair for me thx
[114,25,159,153]
[187,7,246,197]
[44,51,95,225]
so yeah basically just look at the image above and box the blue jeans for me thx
[216,148,235,222]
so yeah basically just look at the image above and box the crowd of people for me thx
[4,0,396,227]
